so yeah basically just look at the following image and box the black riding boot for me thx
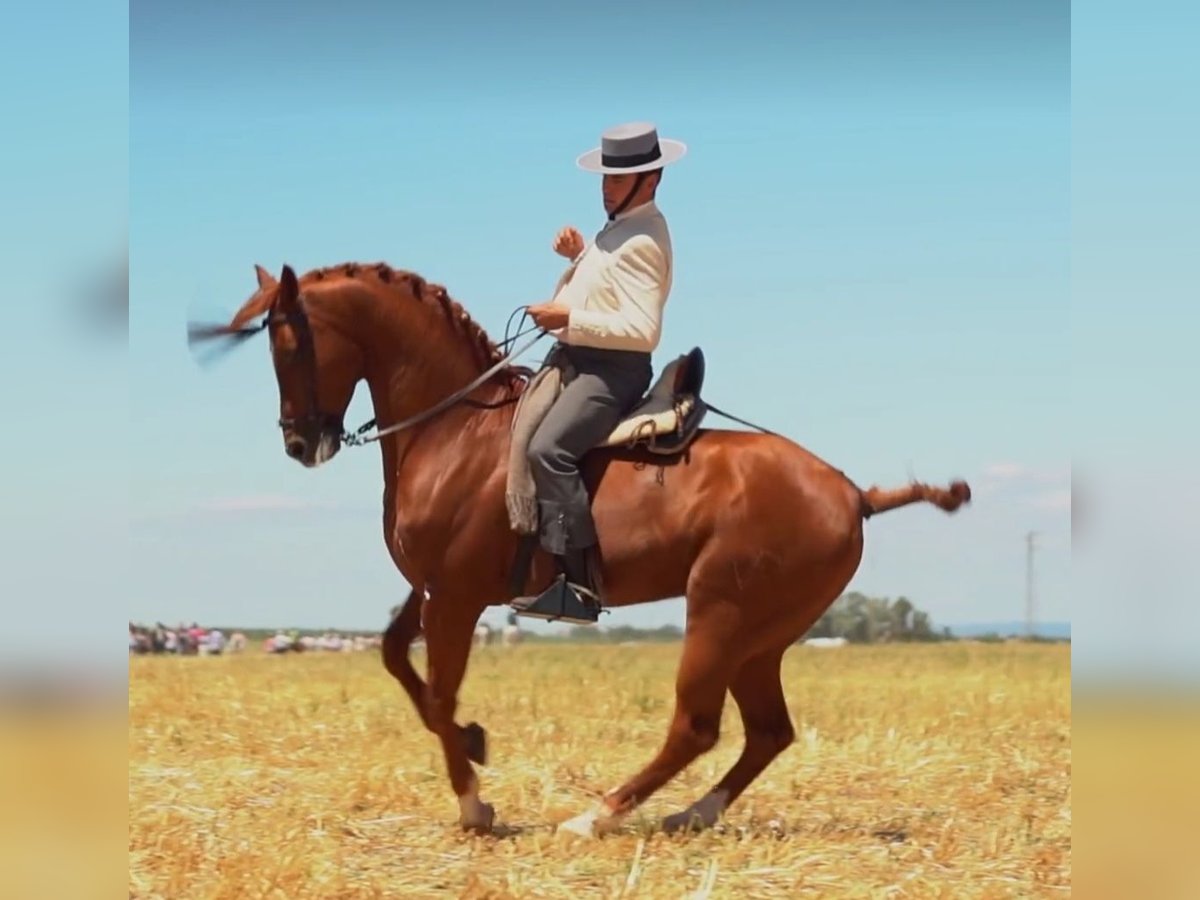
[509,546,603,625]
[563,546,603,599]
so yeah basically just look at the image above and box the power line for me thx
[1025,531,1038,639]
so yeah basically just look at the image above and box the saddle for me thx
[507,347,708,615]
[597,346,708,455]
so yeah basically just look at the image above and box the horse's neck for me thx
[361,344,514,443]
[357,311,514,506]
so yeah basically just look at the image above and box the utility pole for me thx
[1025,531,1038,639]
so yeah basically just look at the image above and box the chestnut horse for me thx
[210,261,971,837]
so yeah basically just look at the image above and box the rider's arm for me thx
[550,244,588,300]
[564,235,669,352]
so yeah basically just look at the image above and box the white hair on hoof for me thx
[457,775,495,833]
[557,799,627,838]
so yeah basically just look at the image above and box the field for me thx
[128,641,1071,898]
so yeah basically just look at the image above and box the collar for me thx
[611,200,659,223]
[599,200,660,236]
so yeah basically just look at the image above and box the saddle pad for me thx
[601,396,696,448]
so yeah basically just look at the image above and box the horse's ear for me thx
[255,264,277,291]
[278,264,300,310]
[226,272,278,331]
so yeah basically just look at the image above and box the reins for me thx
[337,322,777,448]
[342,325,548,447]
[189,295,778,449]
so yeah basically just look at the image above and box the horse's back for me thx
[591,426,853,497]
[589,426,862,552]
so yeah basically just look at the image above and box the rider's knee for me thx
[527,430,563,472]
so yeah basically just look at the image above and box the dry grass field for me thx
[128,641,1070,898]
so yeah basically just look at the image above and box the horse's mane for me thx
[299,261,530,387]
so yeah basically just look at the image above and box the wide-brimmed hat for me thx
[576,122,687,174]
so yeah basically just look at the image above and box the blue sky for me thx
[3,0,127,670]
[123,1,1071,635]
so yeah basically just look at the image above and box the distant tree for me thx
[910,610,933,640]
[800,592,949,644]
[892,597,914,636]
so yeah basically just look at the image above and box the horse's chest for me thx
[387,508,441,570]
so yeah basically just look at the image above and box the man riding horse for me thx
[511,121,686,623]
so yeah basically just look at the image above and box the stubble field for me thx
[128,641,1070,898]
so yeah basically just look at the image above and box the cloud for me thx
[130,494,377,533]
[982,462,1069,484]
[194,494,323,513]
[1030,489,1072,512]
[973,463,1073,518]
[982,462,1030,480]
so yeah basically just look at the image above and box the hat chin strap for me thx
[607,171,649,221]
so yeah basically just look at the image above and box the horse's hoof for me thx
[462,721,488,765]
[660,809,711,834]
[661,790,728,834]
[459,801,495,835]
[557,804,625,839]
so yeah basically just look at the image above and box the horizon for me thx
[130,616,1073,639]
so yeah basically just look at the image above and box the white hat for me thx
[576,121,687,174]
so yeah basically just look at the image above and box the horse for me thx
[201,260,971,837]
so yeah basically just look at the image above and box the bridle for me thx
[266,294,346,448]
[236,294,549,450]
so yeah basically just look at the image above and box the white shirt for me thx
[550,200,673,353]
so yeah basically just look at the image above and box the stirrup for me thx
[510,575,604,626]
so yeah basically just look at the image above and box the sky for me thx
[2,0,128,670]
[117,0,1071,637]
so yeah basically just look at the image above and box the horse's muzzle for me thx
[281,425,342,469]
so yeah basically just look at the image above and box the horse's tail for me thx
[858,479,971,519]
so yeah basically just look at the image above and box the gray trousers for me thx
[527,344,653,556]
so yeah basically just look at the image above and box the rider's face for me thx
[602,173,637,212]
[602,171,658,215]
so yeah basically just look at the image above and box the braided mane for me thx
[299,261,526,385]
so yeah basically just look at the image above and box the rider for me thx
[515,121,686,617]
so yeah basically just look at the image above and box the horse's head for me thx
[201,259,517,469]
[229,263,365,468]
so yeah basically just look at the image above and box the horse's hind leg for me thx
[662,643,795,833]
[558,606,736,837]
[381,589,487,764]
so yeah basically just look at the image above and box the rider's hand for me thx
[552,226,585,260]
[527,302,571,331]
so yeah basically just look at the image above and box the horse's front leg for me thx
[421,592,494,832]
[380,588,487,763]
